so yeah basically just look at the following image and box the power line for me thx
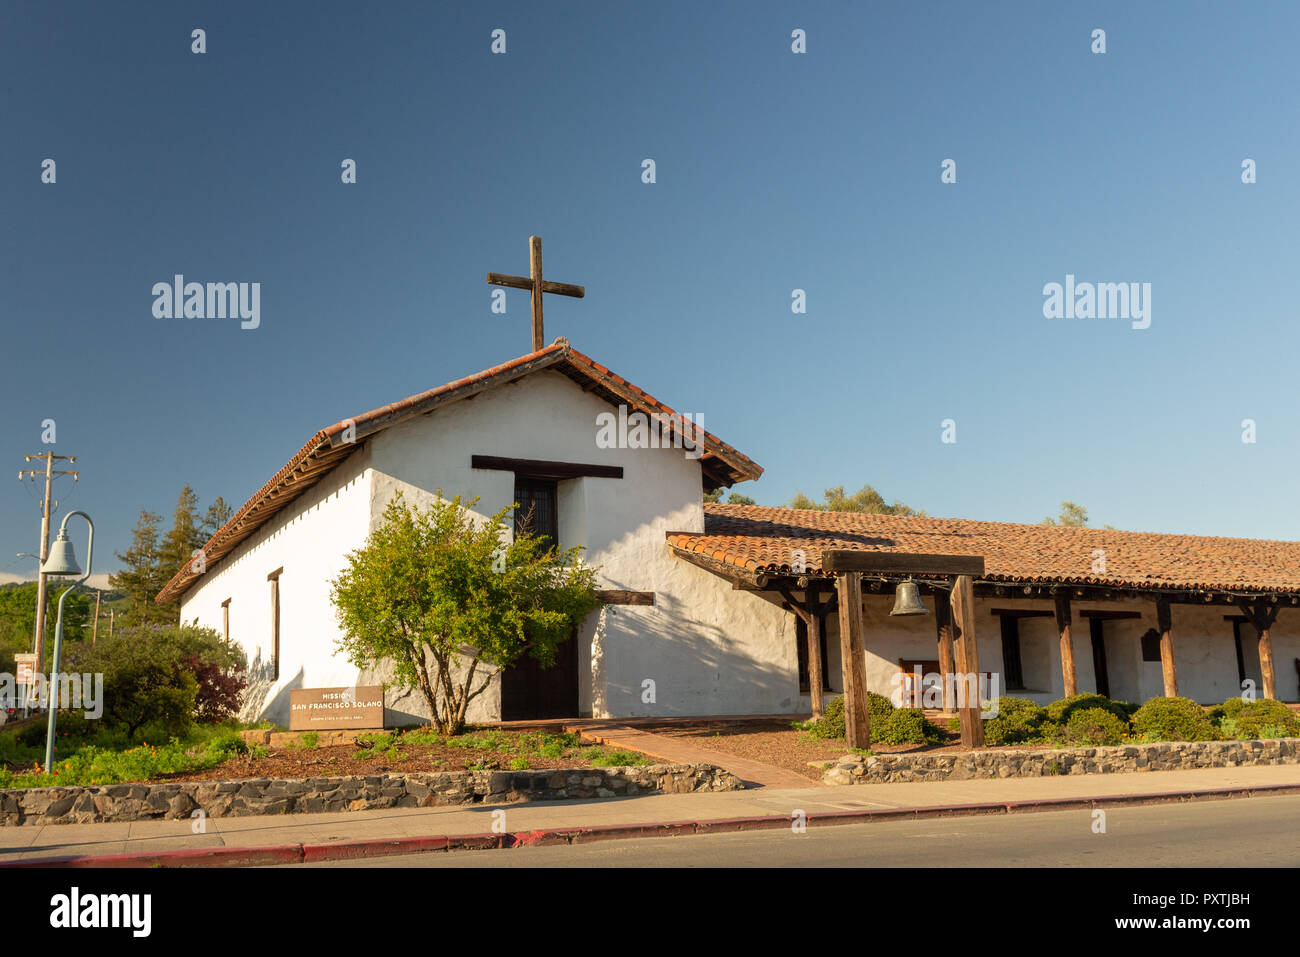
[16,451,79,680]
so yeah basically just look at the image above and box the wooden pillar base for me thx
[1156,598,1178,698]
[836,571,870,750]
[950,575,984,748]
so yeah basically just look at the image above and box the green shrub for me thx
[799,696,845,739]
[590,749,649,767]
[1064,707,1129,746]
[0,727,252,790]
[62,623,244,740]
[1224,699,1300,739]
[983,696,1047,745]
[16,710,100,748]
[873,708,946,746]
[1045,693,1135,727]
[1211,696,1250,721]
[1132,696,1218,742]
[799,692,896,741]
[201,727,250,762]
[867,692,894,725]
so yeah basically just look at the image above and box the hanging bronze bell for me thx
[889,579,929,616]
[41,530,82,577]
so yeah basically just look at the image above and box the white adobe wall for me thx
[178,451,375,728]
[808,594,1300,708]
[364,370,797,720]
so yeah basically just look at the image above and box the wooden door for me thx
[1090,618,1110,698]
[500,476,578,720]
[500,626,579,720]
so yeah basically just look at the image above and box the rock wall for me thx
[824,738,1300,785]
[0,763,742,827]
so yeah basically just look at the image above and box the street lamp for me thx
[39,510,93,774]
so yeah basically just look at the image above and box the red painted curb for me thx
[4,842,306,869]
[693,814,794,834]
[302,835,450,863]
[570,820,698,844]
[5,782,1299,868]
[445,832,503,851]
[511,828,582,847]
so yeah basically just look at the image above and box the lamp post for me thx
[39,510,93,774]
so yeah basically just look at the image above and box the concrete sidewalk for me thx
[3,764,1299,865]
[577,724,817,789]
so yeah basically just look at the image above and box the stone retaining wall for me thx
[823,738,1300,785]
[238,728,371,748]
[0,763,742,827]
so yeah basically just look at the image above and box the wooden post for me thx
[91,589,101,646]
[1156,598,1178,697]
[806,590,826,718]
[1237,601,1279,700]
[950,575,984,747]
[1258,625,1277,700]
[529,236,545,351]
[934,599,956,713]
[487,236,585,353]
[1054,592,1077,697]
[835,571,870,749]
[779,586,827,718]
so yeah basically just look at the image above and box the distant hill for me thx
[0,573,119,593]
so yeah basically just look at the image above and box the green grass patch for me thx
[0,721,249,790]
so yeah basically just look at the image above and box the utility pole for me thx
[17,451,78,680]
[92,588,102,645]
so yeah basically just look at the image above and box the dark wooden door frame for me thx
[1089,617,1110,698]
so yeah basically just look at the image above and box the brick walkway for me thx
[571,724,818,789]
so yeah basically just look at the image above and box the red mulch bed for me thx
[159,732,649,783]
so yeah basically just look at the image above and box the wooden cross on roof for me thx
[487,236,585,352]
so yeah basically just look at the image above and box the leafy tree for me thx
[704,489,756,505]
[787,484,923,516]
[1041,501,1089,527]
[331,493,601,734]
[0,582,92,672]
[64,623,246,738]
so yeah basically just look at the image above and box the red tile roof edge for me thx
[156,342,762,604]
[664,504,1300,594]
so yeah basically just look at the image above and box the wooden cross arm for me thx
[486,273,585,298]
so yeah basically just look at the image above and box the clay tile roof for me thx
[666,504,1300,595]
[156,341,762,604]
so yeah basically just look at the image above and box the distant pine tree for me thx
[110,509,171,624]
[202,496,234,537]
[111,487,234,625]
[159,485,203,583]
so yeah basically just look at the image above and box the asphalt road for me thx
[296,794,1300,867]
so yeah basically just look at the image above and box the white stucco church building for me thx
[159,342,1300,727]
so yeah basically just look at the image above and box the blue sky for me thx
[3,0,1299,580]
